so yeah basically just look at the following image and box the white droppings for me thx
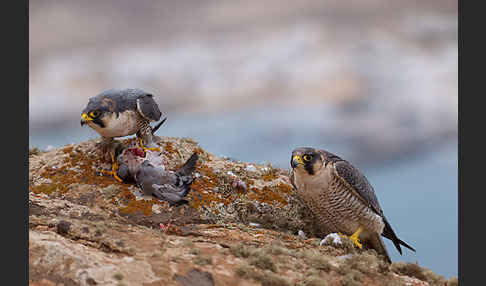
[337,254,354,260]
[298,230,307,239]
[320,233,342,246]
[245,165,257,172]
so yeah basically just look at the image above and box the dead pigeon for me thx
[118,149,199,206]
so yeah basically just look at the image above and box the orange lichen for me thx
[197,164,218,179]
[119,199,155,216]
[276,182,294,194]
[30,183,59,195]
[30,138,295,222]
[191,177,216,194]
[120,189,136,201]
[190,178,227,209]
[248,186,289,206]
[30,139,135,207]
[62,146,74,154]
[263,172,278,182]
[164,142,177,156]
[189,163,225,209]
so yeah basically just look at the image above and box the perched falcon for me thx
[118,148,199,206]
[290,147,415,263]
[80,88,165,181]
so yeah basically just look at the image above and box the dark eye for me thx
[303,154,312,161]
[89,110,101,118]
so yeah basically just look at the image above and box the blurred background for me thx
[29,0,457,278]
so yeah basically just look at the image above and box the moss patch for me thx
[391,261,448,286]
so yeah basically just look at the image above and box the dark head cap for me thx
[291,147,342,175]
[290,147,323,175]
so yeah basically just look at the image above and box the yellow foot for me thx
[349,234,363,249]
[100,154,123,182]
[138,138,161,152]
[338,227,363,249]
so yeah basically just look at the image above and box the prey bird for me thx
[118,149,199,206]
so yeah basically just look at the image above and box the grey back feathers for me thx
[333,160,383,216]
[331,158,415,253]
[136,93,162,121]
[83,88,161,120]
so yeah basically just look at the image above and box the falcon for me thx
[289,147,415,263]
[80,88,165,182]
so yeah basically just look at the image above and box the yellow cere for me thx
[82,113,93,121]
[293,155,304,165]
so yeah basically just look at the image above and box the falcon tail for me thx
[151,117,167,135]
[176,152,199,177]
[381,217,416,255]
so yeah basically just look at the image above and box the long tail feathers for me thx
[394,237,416,253]
[381,217,416,255]
[151,117,167,135]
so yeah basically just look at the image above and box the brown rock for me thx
[28,137,450,286]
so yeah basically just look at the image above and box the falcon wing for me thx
[136,94,162,122]
[333,160,416,254]
[332,160,384,216]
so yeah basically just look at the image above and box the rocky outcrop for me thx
[29,136,456,286]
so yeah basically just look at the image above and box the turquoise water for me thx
[29,111,457,278]
[366,143,457,278]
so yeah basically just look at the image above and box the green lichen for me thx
[300,276,328,286]
[29,147,43,156]
[235,263,290,286]
[249,251,278,272]
[194,255,212,266]
[230,243,254,258]
[189,248,200,255]
[112,273,124,281]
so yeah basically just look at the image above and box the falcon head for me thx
[290,147,324,176]
[80,106,106,128]
[291,147,343,176]
[80,88,161,138]
[80,89,124,129]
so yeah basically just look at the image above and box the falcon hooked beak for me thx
[291,155,304,169]
[80,113,92,126]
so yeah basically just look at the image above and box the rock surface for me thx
[29,136,456,286]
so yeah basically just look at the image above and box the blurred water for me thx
[29,0,457,280]
[29,108,457,278]
[367,142,457,278]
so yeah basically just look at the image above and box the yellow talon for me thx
[111,162,123,182]
[100,154,123,182]
[338,227,363,249]
[138,138,160,152]
[349,227,363,249]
